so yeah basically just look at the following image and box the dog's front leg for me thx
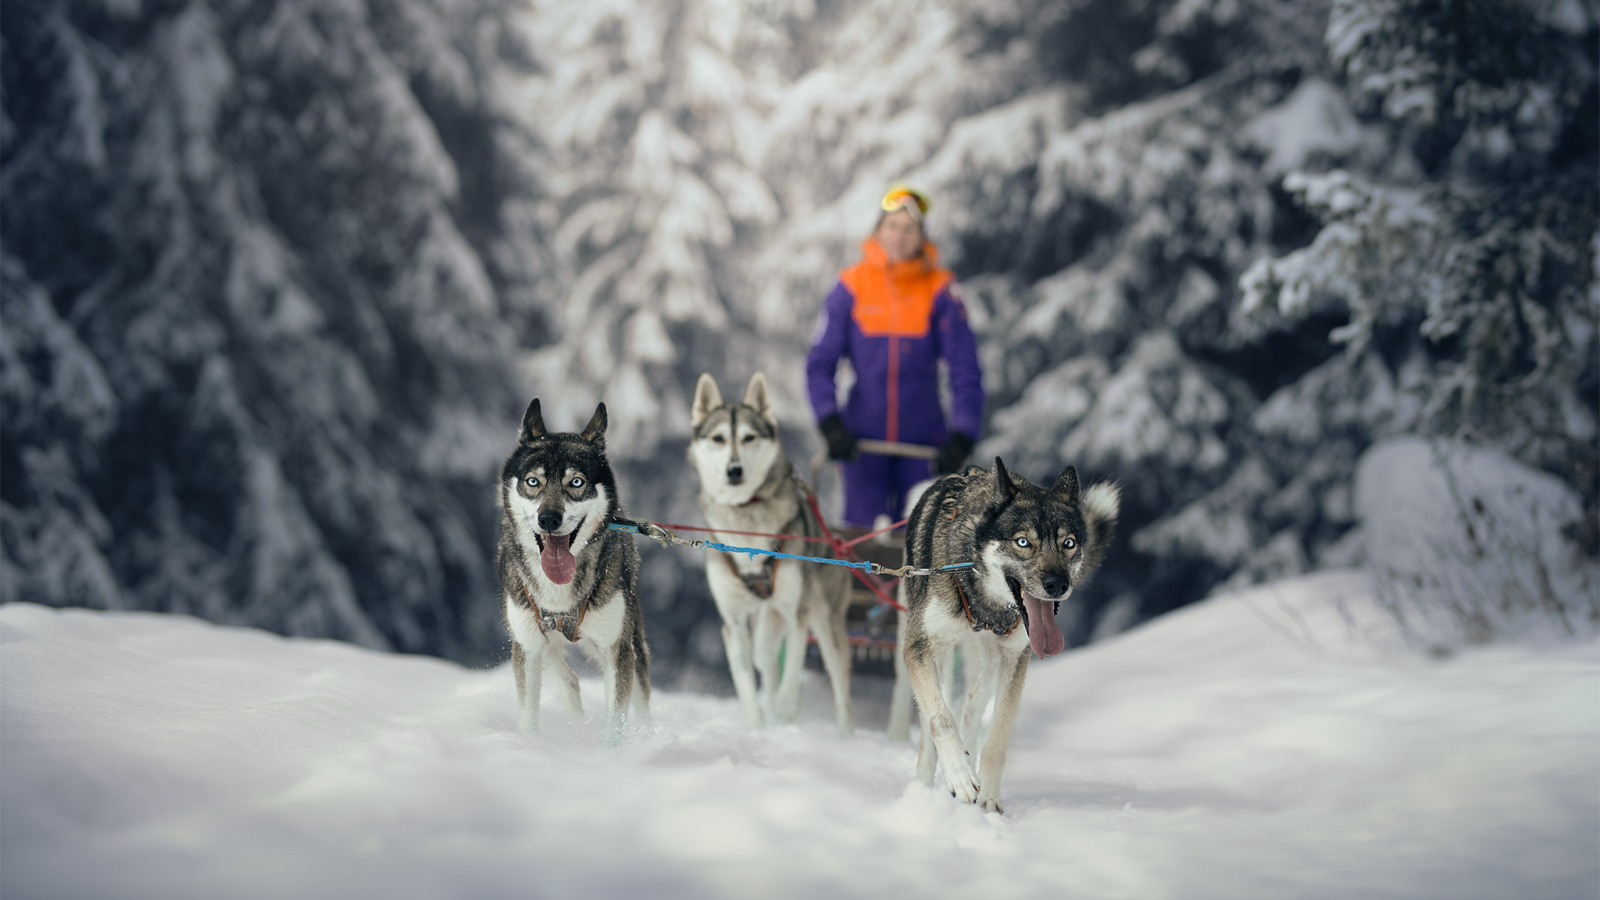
[546,647,582,717]
[752,605,787,723]
[514,640,544,734]
[974,648,1030,814]
[602,639,636,747]
[916,690,937,785]
[887,585,914,742]
[721,616,763,729]
[904,641,980,803]
[772,606,808,724]
[958,638,997,758]
[807,591,854,738]
[630,620,652,724]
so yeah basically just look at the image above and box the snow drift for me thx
[3,572,1596,899]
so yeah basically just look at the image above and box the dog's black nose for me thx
[726,464,743,485]
[1040,574,1068,598]
[537,510,563,532]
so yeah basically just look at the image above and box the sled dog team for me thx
[498,373,1119,813]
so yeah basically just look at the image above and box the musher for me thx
[805,183,986,530]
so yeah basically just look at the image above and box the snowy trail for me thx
[3,571,1596,900]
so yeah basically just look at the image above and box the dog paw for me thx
[942,761,981,804]
[977,794,1004,814]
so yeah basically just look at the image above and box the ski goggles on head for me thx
[880,184,930,220]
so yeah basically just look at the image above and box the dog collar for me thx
[951,573,1021,637]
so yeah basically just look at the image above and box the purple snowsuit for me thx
[806,238,985,528]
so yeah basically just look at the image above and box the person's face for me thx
[876,208,923,263]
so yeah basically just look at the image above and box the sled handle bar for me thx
[807,439,938,470]
[808,439,940,484]
[855,439,939,460]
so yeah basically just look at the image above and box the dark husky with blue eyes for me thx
[901,458,1118,813]
[498,399,649,745]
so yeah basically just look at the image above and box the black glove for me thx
[819,414,859,462]
[935,431,974,475]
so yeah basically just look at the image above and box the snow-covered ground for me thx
[3,571,1596,900]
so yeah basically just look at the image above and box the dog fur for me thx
[498,400,650,745]
[687,372,855,735]
[900,458,1119,812]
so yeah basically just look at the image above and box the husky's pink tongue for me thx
[540,533,575,585]
[1023,592,1066,658]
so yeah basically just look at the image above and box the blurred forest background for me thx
[3,0,1595,685]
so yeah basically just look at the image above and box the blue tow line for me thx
[607,519,975,577]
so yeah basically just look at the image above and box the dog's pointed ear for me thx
[519,398,546,444]
[580,402,608,446]
[991,457,1018,506]
[742,372,775,425]
[1053,465,1080,505]
[692,373,721,429]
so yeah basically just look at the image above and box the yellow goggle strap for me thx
[880,185,929,219]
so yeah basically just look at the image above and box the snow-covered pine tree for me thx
[508,0,812,679]
[513,0,786,449]
[513,0,1421,643]
[9,0,1591,670]
[1238,0,1599,638]
[833,0,1361,632]
[1,0,554,664]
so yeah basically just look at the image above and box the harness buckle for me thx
[542,613,581,643]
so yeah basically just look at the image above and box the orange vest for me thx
[840,238,953,337]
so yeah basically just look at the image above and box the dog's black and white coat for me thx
[901,458,1119,812]
[498,400,650,745]
[687,372,855,735]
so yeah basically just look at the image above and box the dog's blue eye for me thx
[525,476,539,487]
[570,477,584,488]
[1063,537,1077,550]
[1015,537,1030,548]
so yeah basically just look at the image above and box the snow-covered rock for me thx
[1347,436,1600,648]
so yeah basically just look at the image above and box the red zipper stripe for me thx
[886,335,899,443]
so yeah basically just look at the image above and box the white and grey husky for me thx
[498,399,650,745]
[687,372,855,736]
[901,459,1119,812]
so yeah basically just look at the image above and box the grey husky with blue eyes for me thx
[498,399,649,745]
[901,458,1118,813]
